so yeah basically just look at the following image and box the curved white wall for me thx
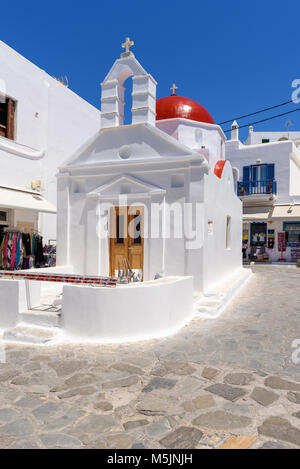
[62,276,194,343]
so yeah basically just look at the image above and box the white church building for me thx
[57,40,243,295]
[0,39,250,344]
[226,123,300,263]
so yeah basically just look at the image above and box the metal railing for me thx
[237,180,277,196]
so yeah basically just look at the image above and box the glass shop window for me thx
[284,223,300,243]
[251,223,267,246]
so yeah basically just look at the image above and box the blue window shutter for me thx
[266,164,275,180]
[243,166,250,182]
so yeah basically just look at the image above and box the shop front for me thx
[0,186,56,271]
[242,204,300,263]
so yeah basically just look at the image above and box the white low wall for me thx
[62,276,194,343]
[0,279,40,328]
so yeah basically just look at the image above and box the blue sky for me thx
[2,0,300,141]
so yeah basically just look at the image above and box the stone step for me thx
[20,309,61,328]
[3,323,61,345]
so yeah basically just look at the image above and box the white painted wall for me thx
[245,129,300,145]
[62,276,194,342]
[0,40,100,242]
[156,118,226,170]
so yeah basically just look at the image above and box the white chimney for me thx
[231,120,239,141]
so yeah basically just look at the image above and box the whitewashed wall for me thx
[0,41,100,242]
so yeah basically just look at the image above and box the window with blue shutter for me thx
[266,163,275,181]
[243,166,250,182]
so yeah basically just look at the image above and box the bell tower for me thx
[100,38,157,128]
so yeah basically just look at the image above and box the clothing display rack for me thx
[0,228,45,271]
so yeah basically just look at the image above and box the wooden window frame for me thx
[0,97,15,140]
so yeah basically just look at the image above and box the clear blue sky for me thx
[2,0,300,141]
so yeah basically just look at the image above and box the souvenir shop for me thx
[0,188,56,271]
[242,205,300,263]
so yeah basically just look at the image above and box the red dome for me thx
[156,95,215,124]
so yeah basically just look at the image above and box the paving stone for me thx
[10,438,41,449]
[260,441,295,449]
[287,392,300,404]
[15,395,44,409]
[223,403,251,415]
[60,373,100,389]
[183,394,216,412]
[94,401,113,411]
[32,402,61,420]
[145,418,171,437]
[0,437,15,448]
[106,433,132,449]
[205,383,247,402]
[258,417,300,446]
[102,375,139,390]
[264,376,300,392]
[150,361,196,377]
[217,436,257,449]
[43,409,84,432]
[40,433,83,449]
[23,363,41,373]
[142,377,177,393]
[192,410,252,430]
[123,419,149,430]
[132,443,145,449]
[250,387,279,407]
[0,418,33,437]
[224,372,254,386]
[0,408,19,425]
[136,395,180,416]
[73,414,116,433]
[58,385,98,399]
[49,360,88,377]
[159,426,203,449]
[11,376,30,386]
[111,362,144,375]
[201,367,220,380]
[26,385,49,394]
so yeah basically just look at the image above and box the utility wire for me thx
[223,106,300,133]
[218,99,294,125]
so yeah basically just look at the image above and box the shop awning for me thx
[0,186,56,214]
[243,207,272,221]
[271,204,300,218]
[243,204,300,221]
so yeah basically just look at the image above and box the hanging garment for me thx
[0,234,4,268]
[15,233,23,269]
[2,233,8,269]
[10,232,18,270]
[31,233,36,257]
[22,233,31,256]
[6,232,13,270]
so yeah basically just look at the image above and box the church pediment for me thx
[61,123,198,169]
[88,174,165,198]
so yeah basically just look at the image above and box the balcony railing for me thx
[237,180,277,196]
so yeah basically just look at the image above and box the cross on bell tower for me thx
[121,37,134,57]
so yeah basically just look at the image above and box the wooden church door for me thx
[109,206,144,278]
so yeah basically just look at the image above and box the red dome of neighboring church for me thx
[156,95,215,124]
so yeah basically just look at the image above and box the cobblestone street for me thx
[0,265,300,449]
